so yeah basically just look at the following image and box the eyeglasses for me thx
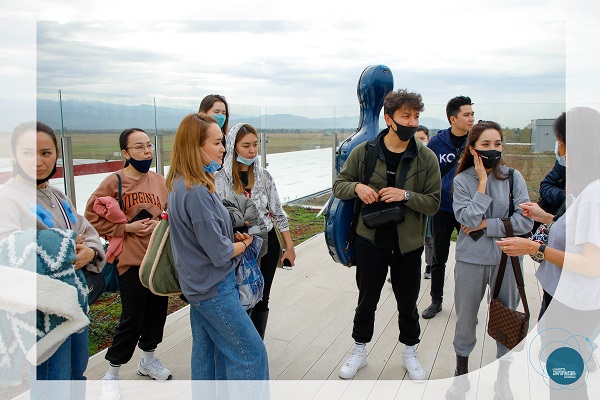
[127,143,155,152]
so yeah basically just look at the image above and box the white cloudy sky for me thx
[1,0,600,128]
[36,19,566,107]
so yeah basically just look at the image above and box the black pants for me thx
[352,236,423,346]
[253,227,280,312]
[430,210,461,302]
[105,266,169,365]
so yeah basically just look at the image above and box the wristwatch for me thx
[532,244,547,263]
[91,248,99,265]
[403,191,411,203]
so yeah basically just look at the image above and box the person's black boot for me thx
[446,355,470,400]
[250,309,269,340]
[422,300,442,319]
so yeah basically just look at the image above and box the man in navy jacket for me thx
[422,96,474,319]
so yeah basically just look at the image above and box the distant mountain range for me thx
[36,99,448,131]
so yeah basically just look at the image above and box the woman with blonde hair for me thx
[166,113,268,381]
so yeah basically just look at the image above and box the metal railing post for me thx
[61,136,77,209]
[332,131,338,187]
[155,135,165,176]
[260,130,267,168]
[260,107,268,168]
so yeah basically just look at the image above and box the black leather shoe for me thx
[422,301,442,319]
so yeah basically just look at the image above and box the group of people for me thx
[334,90,600,400]
[0,94,293,399]
[1,89,598,400]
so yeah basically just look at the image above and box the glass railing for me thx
[35,88,566,209]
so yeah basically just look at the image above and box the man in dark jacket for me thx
[333,89,441,381]
[422,96,474,319]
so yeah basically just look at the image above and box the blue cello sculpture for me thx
[324,64,394,266]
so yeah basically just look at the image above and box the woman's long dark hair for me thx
[232,124,258,194]
[455,120,507,181]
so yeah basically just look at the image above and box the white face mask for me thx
[555,141,566,167]
[237,154,257,166]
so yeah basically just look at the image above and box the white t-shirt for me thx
[553,179,600,310]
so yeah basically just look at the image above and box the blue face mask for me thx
[555,141,566,167]
[128,157,153,173]
[200,148,222,174]
[212,113,226,128]
[237,154,257,166]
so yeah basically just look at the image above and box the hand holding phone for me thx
[282,249,292,270]
[130,208,153,223]
[468,229,485,241]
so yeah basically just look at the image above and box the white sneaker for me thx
[402,348,426,382]
[101,373,120,400]
[339,344,368,379]
[137,356,173,381]
[446,374,470,400]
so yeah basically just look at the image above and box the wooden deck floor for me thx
[15,233,556,400]
[84,233,543,382]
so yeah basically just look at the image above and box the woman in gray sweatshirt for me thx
[166,114,269,394]
[446,121,533,400]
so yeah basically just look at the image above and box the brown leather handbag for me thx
[487,218,530,351]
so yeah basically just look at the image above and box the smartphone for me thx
[282,249,292,270]
[130,208,153,223]
[468,229,485,241]
[233,225,248,234]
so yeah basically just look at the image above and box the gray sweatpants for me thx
[453,259,522,359]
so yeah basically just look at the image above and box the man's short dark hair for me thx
[416,125,429,137]
[383,89,424,117]
[446,96,473,123]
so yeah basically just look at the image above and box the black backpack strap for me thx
[508,168,515,217]
[363,138,379,185]
[346,139,379,245]
[115,173,123,210]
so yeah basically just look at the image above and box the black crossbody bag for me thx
[360,156,411,229]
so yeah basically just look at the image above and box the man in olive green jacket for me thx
[333,89,441,382]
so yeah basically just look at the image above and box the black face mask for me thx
[475,149,502,169]
[390,119,417,142]
[13,161,36,184]
[36,163,58,186]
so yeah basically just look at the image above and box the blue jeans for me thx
[188,270,269,381]
[30,326,89,400]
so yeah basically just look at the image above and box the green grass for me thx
[88,293,122,355]
[284,205,325,245]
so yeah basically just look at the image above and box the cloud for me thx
[25,5,580,131]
